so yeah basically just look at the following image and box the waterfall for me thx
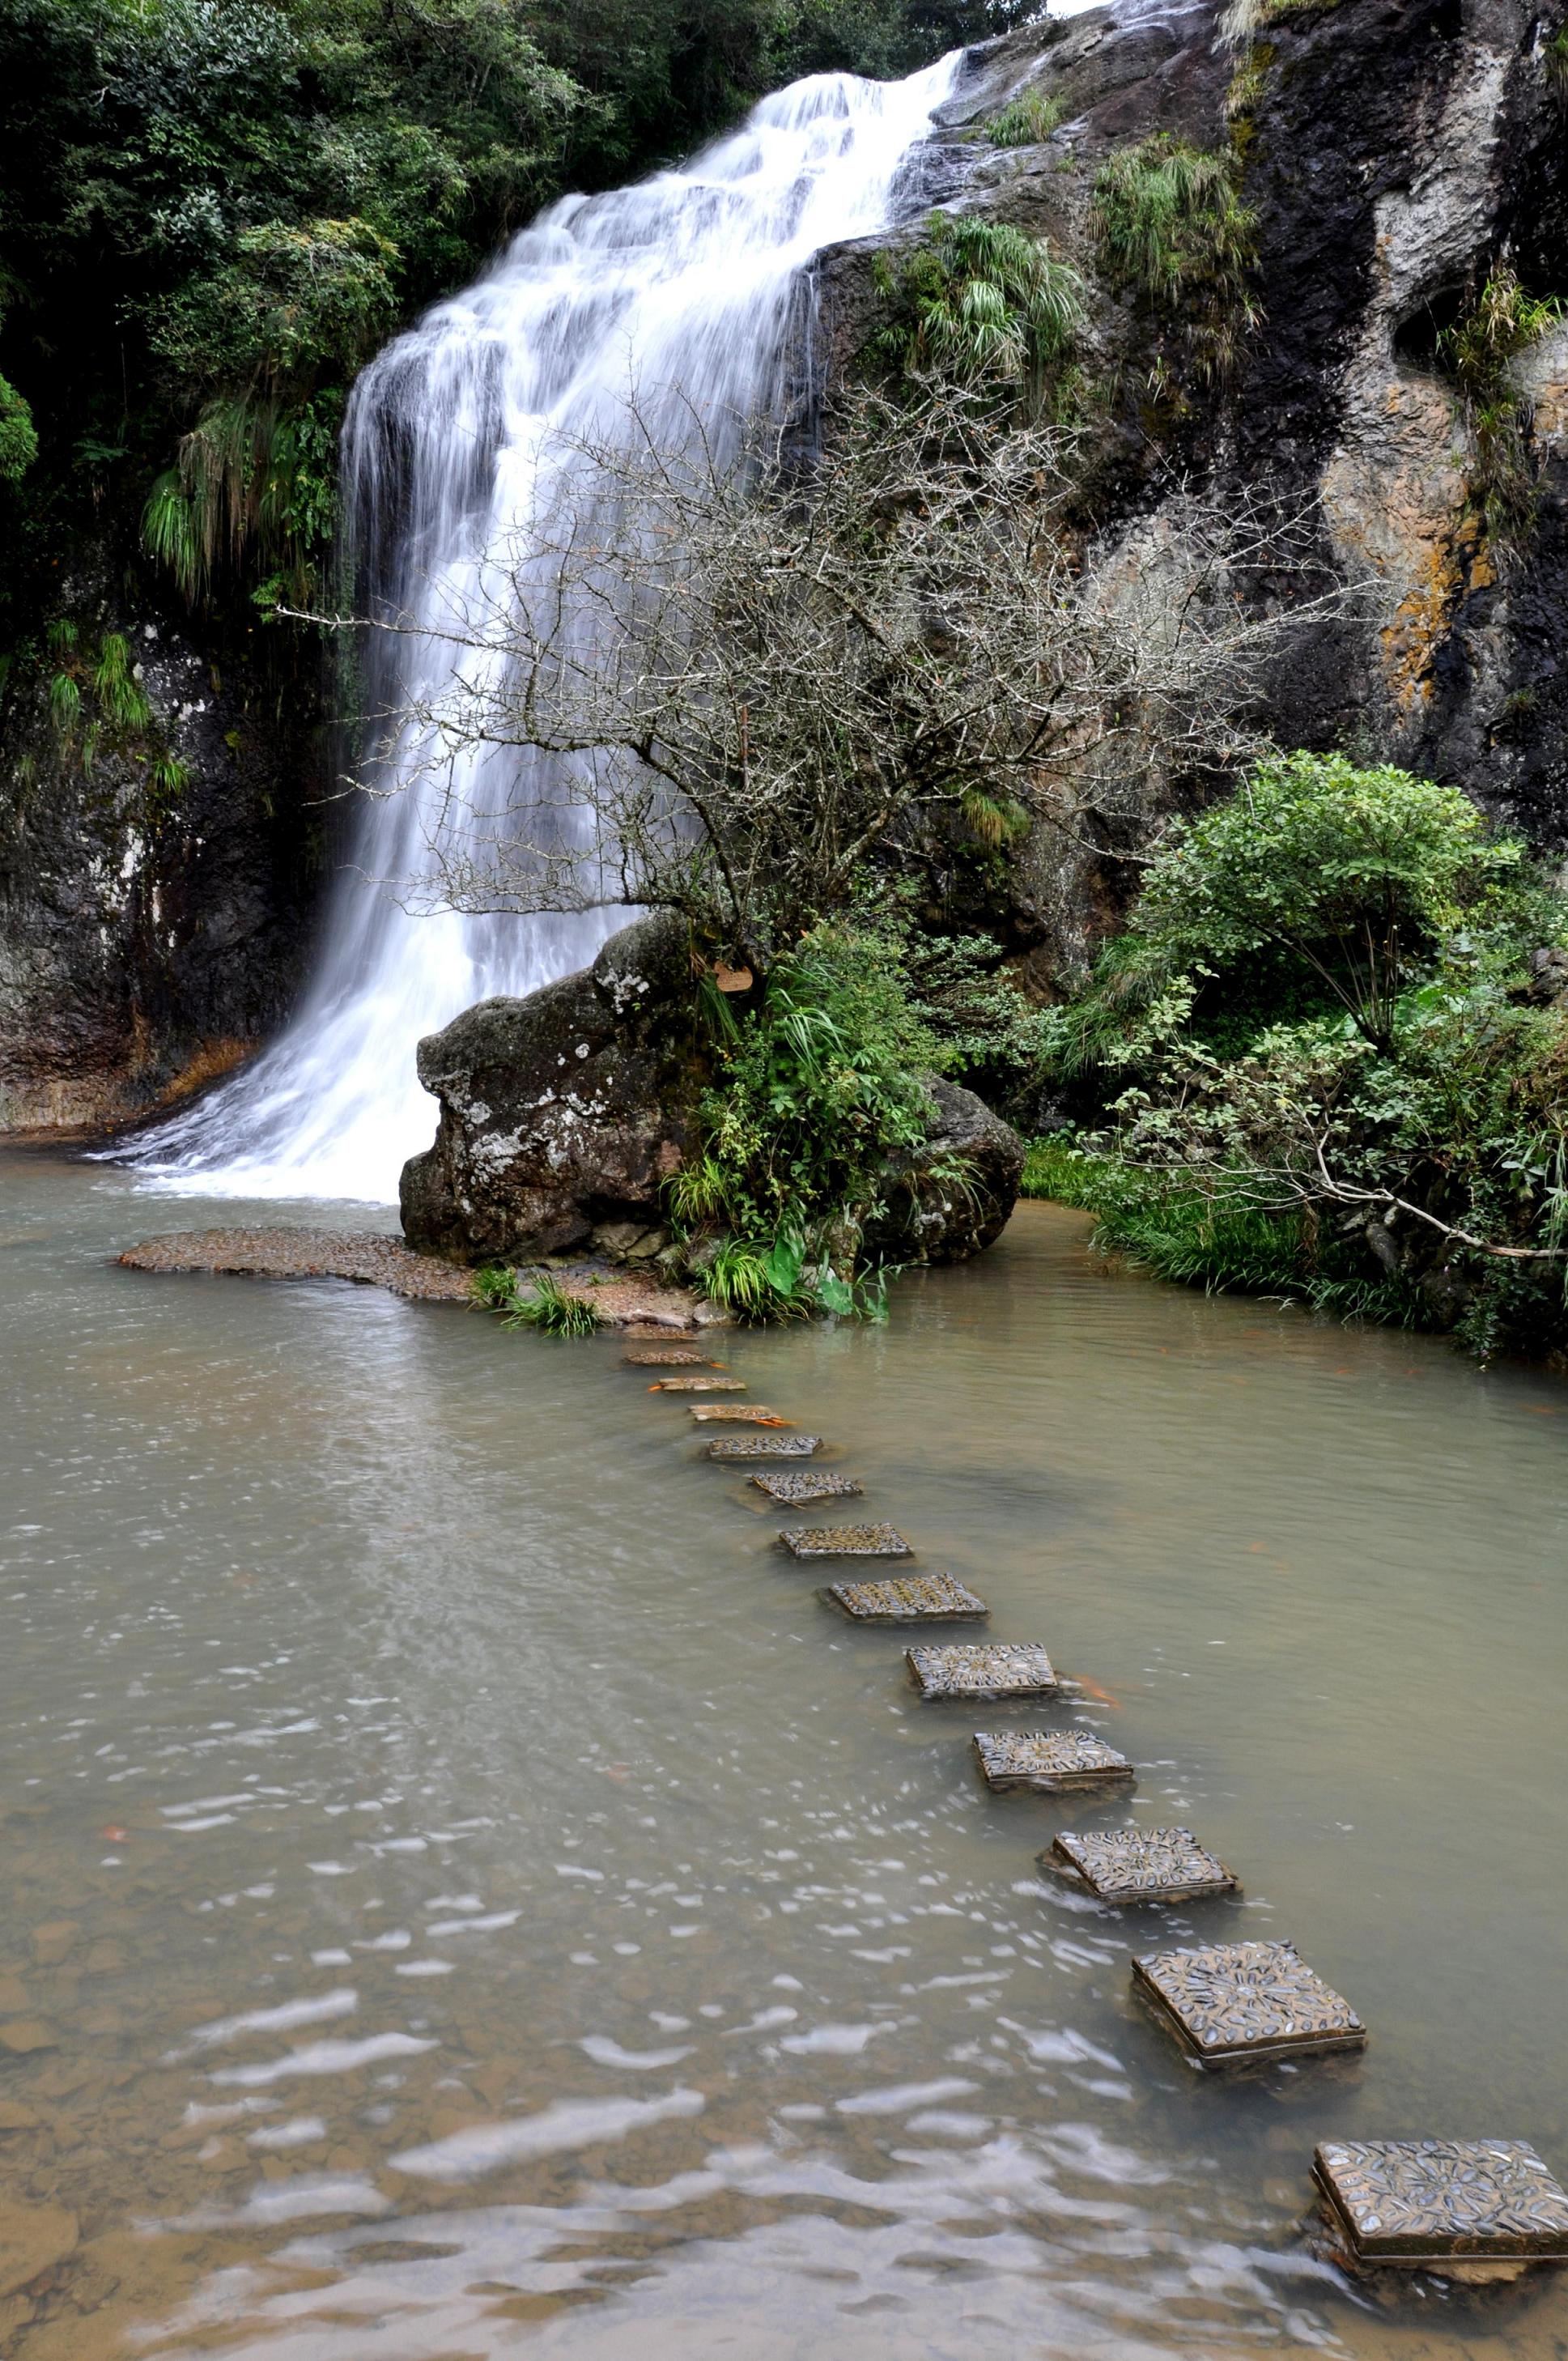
[122,50,963,1206]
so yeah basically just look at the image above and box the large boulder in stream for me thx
[400,911,697,1263]
[400,912,1026,1269]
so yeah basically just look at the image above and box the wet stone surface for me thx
[1133,1940,1367,2065]
[907,1643,1062,1699]
[623,1347,717,1365]
[974,1729,1134,1793]
[1313,2139,1568,2266]
[1047,1827,1238,1905]
[749,1470,862,1503]
[648,1376,746,1391]
[691,1404,788,1423]
[826,1573,988,1623]
[779,1523,911,1559]
[705,1432,822,1458]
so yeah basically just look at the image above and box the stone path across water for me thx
[652,1318,1568,2287]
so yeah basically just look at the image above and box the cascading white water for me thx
[124,50,963,1206]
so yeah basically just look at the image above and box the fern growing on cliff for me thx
[1438,268,1564,546]
[868,215,1086,415]
[1092,134,1260,392]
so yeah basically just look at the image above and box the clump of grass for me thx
[1092,133,1261,391]
[503,1272,605,1336]
[1548,23,1568,102]
[984,90,1064,147]
[470,1261,520,1309]
[1438,267,1565,545]
[869,214,1087,415]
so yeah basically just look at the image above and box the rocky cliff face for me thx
[818,0,1568,976]
[0,568,321,1131]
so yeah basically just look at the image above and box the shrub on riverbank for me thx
[1022,752,1568,1359]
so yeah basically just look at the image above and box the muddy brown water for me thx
[5,1147,1568,2359]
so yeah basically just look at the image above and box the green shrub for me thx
[0,369,36,483]
[984,90,1064,147]
[503,1273,605,1335]
[1025,752,1568,1357]
[669,921,944,1319]
[1437,268,1564,545]
[868,214,1086,414]
[1092,134,1260,390]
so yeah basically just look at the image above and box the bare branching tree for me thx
[310,380,1371,955]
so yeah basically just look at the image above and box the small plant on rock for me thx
[984,90,1064,147]
[503,1272,605,1336]
[1093,134,1261,392]
[869,215,1086,415]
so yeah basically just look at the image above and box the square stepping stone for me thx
[1132,1939,1366,2066]
[974,1730,1134,1794]
[623,1349,716,1366]
[691,1404,788,1423]
[779,1523,910,1559]
[648,1375,746,1391]
[907,1643,1063,1700]
[750,1470,862,1503]
[826,1573,988,1623]
[1043,1827,1238,1904]
[1313,2139,1568,2270]
[706,1434,822,1459]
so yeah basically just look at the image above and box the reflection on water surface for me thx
[3,1150,1568,2359]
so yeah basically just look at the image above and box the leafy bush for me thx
[1092,133,1260,390]
[1437,268,1564,545]
[1026,753,1568,1358]
[984,89,1064,147]
[669,922,941,1317]
[869,214,1086,413]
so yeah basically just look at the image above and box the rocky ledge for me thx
[117,1228,709,1326]
[400,911,1025,1269]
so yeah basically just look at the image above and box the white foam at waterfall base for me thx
[121,52,962,1206]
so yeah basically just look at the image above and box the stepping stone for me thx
[1313,2140,1568,2272]
[1132,1939,1366,2067]
[691,1404,789,1423]
[750,1470,861,1504]
[779,1523,910,1559]
[907,1643,1063,1700]
[1042,1827,1238,1904]
[706,1434,822,1460]
[826,1573,988,1623]
[974,1730,1134,1794]
[624,1349,717,1366]
[648,1375,746,1391]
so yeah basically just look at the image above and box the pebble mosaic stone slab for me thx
[779,1523,911,1559]
[973,1730,1134,1793]
[906,1643,1062,1700]
[1132,1939,1366,2065]
[826,1573,988,1623]
[706,1434,822,1459]
[623,1349,716,1366]
[1047,1827,1238,1904]
[1313,2140,1568,2266]
[690,1404,789,1423]
[648,1375,746,1391]
[749,1470,862,1503]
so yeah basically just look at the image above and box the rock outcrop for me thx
[401,911,698,1262]
[402,913,1027,1270]
[814,0,1568,980]
[871,1076,1027,1265]
[0,567,319,1132]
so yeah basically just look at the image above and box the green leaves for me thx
[869,215,1086,415]
[1091,133,1260,391]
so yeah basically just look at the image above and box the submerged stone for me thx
[779,1522,909,1558]
[1132,1939,1366,2066]
[1313,2140,1568,2270]
[706,1434,822,1460]
[749,1470,862,1503]
[973,1730,1134,1793]
[1044,1827,1238,1904]
[906,1643,1062,1700]
[826,1573,988,1622]
[648,1375,746,1391]
[691,1404,789,1423]
[624,1349,717,1367]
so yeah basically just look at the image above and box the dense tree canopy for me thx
[0,0,1026,638]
